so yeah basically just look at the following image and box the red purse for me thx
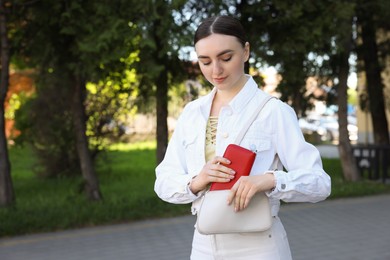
[210,144,256,191]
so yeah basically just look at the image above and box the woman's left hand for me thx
[227,173,275,212]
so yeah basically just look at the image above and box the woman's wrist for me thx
[264,171,276,192]
[189,175,203,195]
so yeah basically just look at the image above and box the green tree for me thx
[135,0,188,164]
[14,0,142,200]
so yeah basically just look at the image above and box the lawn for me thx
[1,142,389,237]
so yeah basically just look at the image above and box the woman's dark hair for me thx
[194,16,247,47]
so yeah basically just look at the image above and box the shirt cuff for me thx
[265,170,287,197]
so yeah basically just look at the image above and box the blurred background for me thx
[1,0,389,237]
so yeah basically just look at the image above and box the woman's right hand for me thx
[189,156,236,194]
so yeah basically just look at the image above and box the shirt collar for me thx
[228,75,258,114]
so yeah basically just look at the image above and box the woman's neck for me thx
[210,75,248,116]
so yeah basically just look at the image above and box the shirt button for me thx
[281,184,286,190]
[222,132,229,138]
[250,144,256,151]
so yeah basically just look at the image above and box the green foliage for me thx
[4,92,30,120]
[134,0,188,108]
[14,71,80,178]
[17,0,142,79]
[86,67,139,151]
[11,0,145,178]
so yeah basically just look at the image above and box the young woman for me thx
[155,15,331,259]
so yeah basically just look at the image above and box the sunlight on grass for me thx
[108,141,156,151]
[2,143,189,237]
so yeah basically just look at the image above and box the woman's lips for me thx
[213,77,227,84]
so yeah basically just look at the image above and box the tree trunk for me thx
[337,18,360,182]
[156,69,169,164]
[359,12,390,145]
[72,76,102,201]
[152,4,169,165]
[0,0,15,206]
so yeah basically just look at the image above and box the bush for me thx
[14,73,80,178]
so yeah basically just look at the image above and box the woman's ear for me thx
[244,42,250,62]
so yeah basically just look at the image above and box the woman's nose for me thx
[212,61,223,75]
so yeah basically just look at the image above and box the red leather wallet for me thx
[209,144,256,191]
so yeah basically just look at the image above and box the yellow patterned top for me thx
[205,116,218,162]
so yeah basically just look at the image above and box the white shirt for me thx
[155,76,331,216]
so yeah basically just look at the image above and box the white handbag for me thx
[196,95,279,235]
[196,191,272,235]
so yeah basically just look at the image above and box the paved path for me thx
[1,194,389,260]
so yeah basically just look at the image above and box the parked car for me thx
[299,115,358,143]
[298,117,327,143]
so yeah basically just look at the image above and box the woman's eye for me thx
[199,59,211,66]
[222,57,232,62]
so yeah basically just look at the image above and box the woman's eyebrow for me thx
[197,49,234,59]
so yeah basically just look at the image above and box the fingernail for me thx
[230,170,235,174]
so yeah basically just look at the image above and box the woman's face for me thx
[195,33,249,92]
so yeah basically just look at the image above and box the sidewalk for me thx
[1,194,389,260]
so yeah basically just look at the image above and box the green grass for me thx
[1,142,188,237]
[1,143,390,237]
[322,158,390,198]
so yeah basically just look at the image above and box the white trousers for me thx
[191,216,292,260]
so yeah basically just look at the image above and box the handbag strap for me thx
[234,95,275,145]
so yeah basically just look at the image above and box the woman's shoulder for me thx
[252,91,296,118]
[181,98,201,115]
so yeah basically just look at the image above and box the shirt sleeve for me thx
[266,101,331,203]
[154,108,203,204]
